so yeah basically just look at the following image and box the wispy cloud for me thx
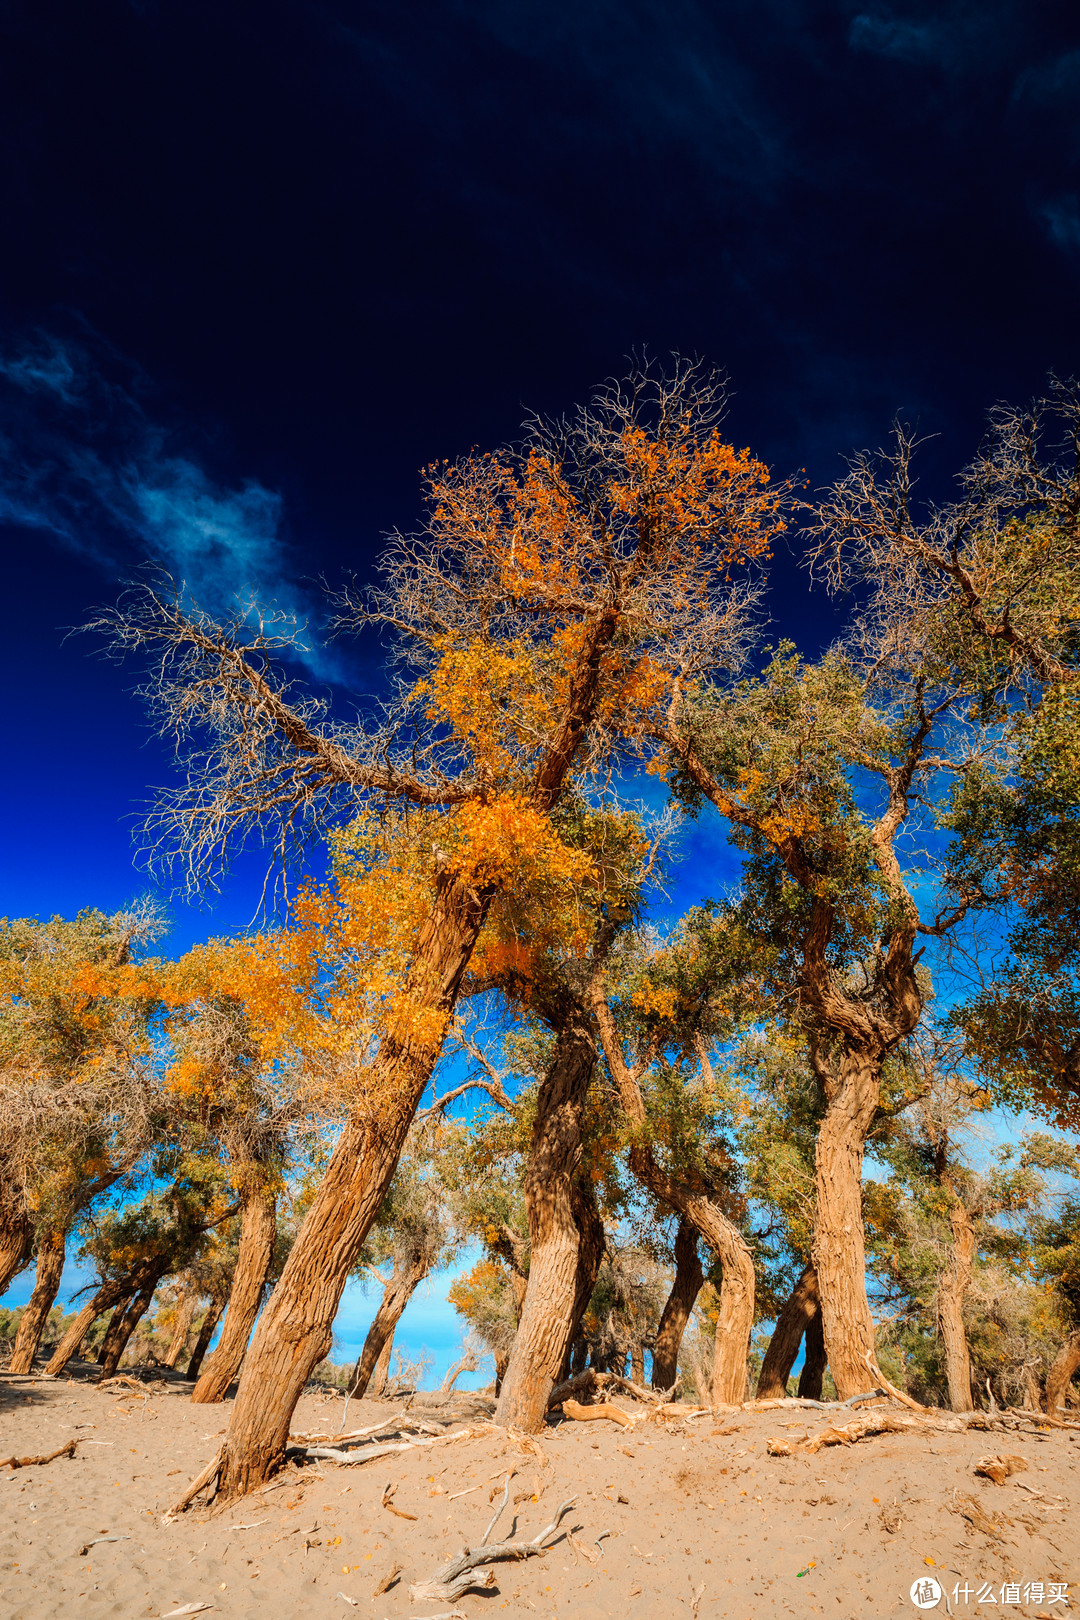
[0,332,338,677]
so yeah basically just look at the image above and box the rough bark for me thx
[214,863,490,1498]
[630,1343,645,1385]
[99,1282,155,1378]
[494,1013,597,1432]
[755,1261,819,1400]
[557,1175,605,1385]
[8,1230,66,1374]
[1045,1327,1080,1415]
[652,1218,703,1391]
[812,1050,881,1400]
[185,1300,224,1380]
[938,1199,976,1412]
[370,1330,396,1395]
[0,1203,33,1297]
[45,1254,169,1376]
[797,1302,827,1399]
[349,1257,427,1399]
[591,994,754,1406]
[190,1185,277,1403]
[493,1350,509,1395]
[164,1293,198,1368]
[97,1297,134,1369]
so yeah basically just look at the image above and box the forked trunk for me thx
[1045,1326,1080,1416]
[45,1253,168,1375]
[8,1230,66,1374]
[185,1300,224,1380]
[214,866,489,1499]
[557,1175,604,1384]
[798,1304,826,1398]
[164,1293,198,1368]
[98,1297,134,1368]
[99,1282,155,1378]
[756,1261,819,1400]
[938,1199,976,1412]
[349,1256,427,1399]
[191,1185,277,1403]
[494,1014,597,1432]
[813,1049,880,1399]
[651,1218,703,1390]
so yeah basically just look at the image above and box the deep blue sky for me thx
[2,0,1079,946]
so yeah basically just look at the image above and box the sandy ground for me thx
[0,1364,1077,1620]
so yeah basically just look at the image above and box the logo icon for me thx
[910,1577,943,1608]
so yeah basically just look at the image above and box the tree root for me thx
[408,1492,577,1604]
[161,1450,222,1523]
[560,1399,635,1430]
[766,1403,1077,1456]
[1,1439,78,1470]
[287,1422,493,1469]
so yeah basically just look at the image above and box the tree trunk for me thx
[494,1014,597,1432]
[812,1050,880,1399]
[98,1297,134,1368]
[185,1300,224,1380]
[630,1342,645,1385]
[938,1199,976,1412]
[798,1303,826,1398]
[442,1348,479,1392]
[349,1256,427,1399]
[99,1282,155,1378]
[164,1292,198,1368]
[45,1254,168,1376]
[493,1350,509,1395]
[756,1261,820,1400]
[591,992,755,1406]
[191,1185,277,1403]
[1045,1326,1080,1414]
[0,1204,33,1297]
[652,1219,703,1391]
[8,1229,66,1374]
[370,1330,395,1395]
[557,1176,604,1385]
[214,864,490,1498]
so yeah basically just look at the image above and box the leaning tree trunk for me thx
[938,1199,976,1412]
[213,865,490,1498]
[99,1282,156,1378]
[98,1296,134,1369]
[812,1049,881,1400]
[8,1229,66,1374]
[45,1253,169,1376]
[370,1329,396,1394]
[755,1261,820,1400]
[349,1254,428,1399]
[591,991,755,1405]
[185,1300,224,1380]
[798,1303,827,1398]
[652,1218,703,1391]
[164,1292,198,1368]
[557,1175,605,1385]
[494,1013,597,1432]
[191,1184,277,1403]
[1045,1326,1080,1416]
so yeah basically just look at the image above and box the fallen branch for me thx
[289,1423,490,1469]
[560,1399,635,1430]
[767,1414,923,1454]
[408,1497,577,1605]
[373,1562,403,1595]
[975,1453,1028,1484]
[1,1439,77,1470]
[79,1533,131,1555]
[382,1482,418,1522]
[862,1352,931,1414]
[162,1451,222,1523]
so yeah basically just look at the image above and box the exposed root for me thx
[560,1399,635,1430]
[288,1422,493,1469]
[161,1450,222,1523]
